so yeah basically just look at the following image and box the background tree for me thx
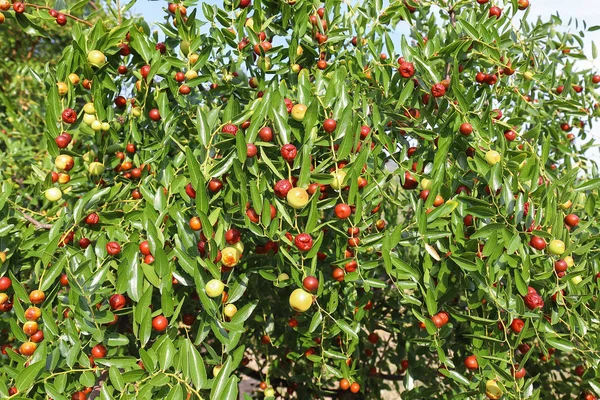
[1,0,600,399]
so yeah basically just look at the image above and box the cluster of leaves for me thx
[1,0,600,399]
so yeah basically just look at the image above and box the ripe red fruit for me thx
[554,259,568,273]
[119,43,130,56]
[593,75,600,84]
[0,276,12,291]
[431,83,446,98]
[464,355,478,370]
[320,119,336,134]
[140,64,151,79]
[185,183,196,198]
[155,42,166,54]
[179,85,191,95]
[398,61,415,78]
[281,144,297,162]
[484,74,498,85]
[55,134,70,148]
[208,178,223,193]
[71,392,86,400]
[504,129,516,141]
[431,314,444,328]
[253,41,272,55]
[303,276,319,292]
[79,238,91,248]
[350,383,360,393]
[489,6,502,18]
[511,365,527,379]
[332,268,345,282]
[459,123,473,136]
[246,207,259,223]
[222,124,238,135]
[152,315,168,331]
[510,318,525,334]
[61,108,77,124]
[258,126,273,142]
[225,228,241,244]
[114,96,127,108]
[109,294,126,310]
[13,2,25,13]
[274,179,293,198]
[523,287,544,310]
[294,233,313,252]
[149,109,161,121]
[564,213,579,227]
[182,314,195,325]
[437,311,449,325]
[246,143,257,158]
[106,242,121,256]
[85,213,99,225]
[360,125,371,139]
[529,236,546,250]
[402,171,418,189]
[139,241,151,256]
[339,378,350,390]
[91,344,107,359]
[334,203,351,219]
[56,13,67,26]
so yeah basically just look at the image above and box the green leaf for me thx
[16,360,45,392]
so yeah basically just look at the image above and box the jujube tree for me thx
[1,0,600,399]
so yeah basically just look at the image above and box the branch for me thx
[449,9,456,27]
[21,211,52,230]
[88,370,109,400]
[26,37,41,60]
[23,3,94,27]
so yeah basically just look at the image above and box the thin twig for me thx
[88,370,109,400]
[21,212,52,230]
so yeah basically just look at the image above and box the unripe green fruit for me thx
[485,150,501,165]
[205,279,225,298]
[83,113,96,126]
[87,50,106,67]
[330,170,347,190]
[91,120,102,131]
[523,71,534,81]
[277,273,289,281]
[45,187,63,202]
[83,102,96,114]
[289,288,312,312]
[101,122,110,132]
[291,104,307,121]
[185,70,198,80]
[180,40,190,55]
[548,239,565,255]
[88,162,105,176]
[287,187,309,209]
[223,304,237,318]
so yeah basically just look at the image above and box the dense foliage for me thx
[1,0,600,399]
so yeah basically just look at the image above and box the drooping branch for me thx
[23,3,94,27]
[20,211,52,230]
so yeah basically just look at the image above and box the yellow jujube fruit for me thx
[222,247,241,267]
